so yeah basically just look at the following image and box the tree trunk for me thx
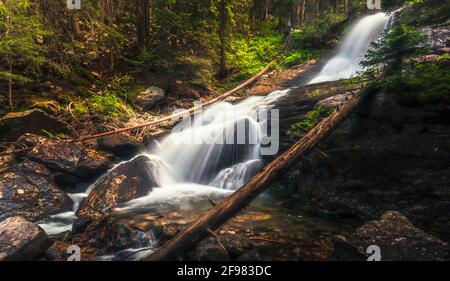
[299,0,306,27]
[142,90,364,261]
[8,60,12,112]
[290,1,298,30]
[218,0,227,78]
[333,0,338,14]
[344,0,349,16]
[262,0,270,21]
[135,0,149,47]
[72,62,275,143]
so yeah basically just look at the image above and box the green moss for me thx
[290,105,334,137]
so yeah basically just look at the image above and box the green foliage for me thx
[289,12,345,47]
[86,91,131,117]
[228,32,283,81]
[105,74,133,100]
[383,59,450,105]
[362,21,448,105]
[41,129,66,140]
[362,24,429,75]
[398,0,450,26]
[290,105,333,137]
[0,0,48,83]
[72,75,134,117]
[282,50,314,68]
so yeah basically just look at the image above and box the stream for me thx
[38,12,393,260]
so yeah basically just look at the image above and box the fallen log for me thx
[142,89,364,261]
[71,62,275,143]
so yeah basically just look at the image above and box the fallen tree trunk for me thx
[142,89,364,261]
[71,62,275,143]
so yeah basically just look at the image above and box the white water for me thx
[118,89,290,211]
[309,12,392,84]
[40,13,395,241]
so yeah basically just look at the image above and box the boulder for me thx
[26,137,112,186]
[135,86,165,110]
[0,109,69,141]
[71,217,153,255]
[97,135,139,160]
[350,212,448,261]
[283,91,450,241]
[318,92,353,108]
[76,155,158,220]
[0,216,52,261]
[188,234,253,261]
[0,160,73,222]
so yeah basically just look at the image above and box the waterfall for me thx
[118,89,290,211]
[309,12,392,84]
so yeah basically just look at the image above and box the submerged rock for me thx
[188,234,253,261]
[26,137,112,186]
[97,135,139,160]
[0,109,69,141]
[76,155,158,220]
[351,212,448,261]
[136,86,165,110]
[0,216,52,261]
[0,160,72,222]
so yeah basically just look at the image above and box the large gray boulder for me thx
[0,160,72,222]
[351,212,448,261]
[76,155,158,221]
[135,86,165,110]
[0,109,69,141]
[0,216,52,261]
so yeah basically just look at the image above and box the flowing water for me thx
[39,12,393,259]
[309,12,393,84]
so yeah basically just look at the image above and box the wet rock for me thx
[97,135,139,160]
[76,155,158,220]
[421,26,450,54]
[189,237,231,261]
[318,92,354,108]
[72,216,94,234]
[26,137,112,186]
[0,154,15,173]
[136,86,165,110]
[0,109,69,141]
[77,218,152,252]
[330,235,366,261]
[188,234,253,261]
[285,91,450,241]
[236,249,262,261]
[0,160,72,222]
[168,81,201,100]
[0,216,52,261]
[350,212,448,261]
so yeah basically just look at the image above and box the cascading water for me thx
[40,12,394,244]
[309,12,392,84]
[118,89,289,211]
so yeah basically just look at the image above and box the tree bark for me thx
[8,60,13,112]
[135,0,150,47]
[142,90,364,261]
[262,0,270,21]
[71,62,275,143]
[218,0,227,78]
